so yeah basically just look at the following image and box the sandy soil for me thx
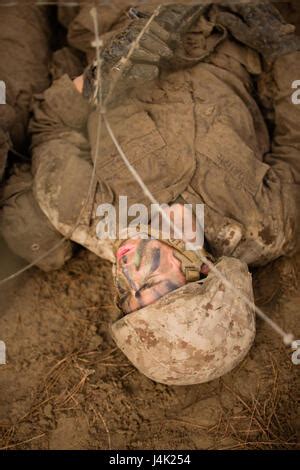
[0,1,300,451]
[0,245,299,450]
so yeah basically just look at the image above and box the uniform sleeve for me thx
[29,73,93,213]
[181,49,300,267]
[29,74,113,235]
[67,0,135,62]
[29,73,91,152]
[259,52,300,243]
[234,51,300,264]
[0,166,73,272]
[261,52,300,185]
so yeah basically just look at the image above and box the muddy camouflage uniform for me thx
[0,3,78,269]
[0,4,52,178]
[1,1,300,270]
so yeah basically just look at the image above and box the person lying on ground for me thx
[1,1,299,384]
[2,1,299,272]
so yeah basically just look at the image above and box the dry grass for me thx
[213,359,298,450]
[0,345,130,450]
[1,321,298,450]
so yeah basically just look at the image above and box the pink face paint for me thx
[117,244,136,261]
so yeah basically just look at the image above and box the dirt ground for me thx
[0,247,299,450]
[0,1,300,451]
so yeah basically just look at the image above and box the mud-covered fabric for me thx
[0,166,73,271]
[50,47,86,82]
[214,1,300,63]
[182,51,300,266]
[0,4,52,177]
[67,0,134,64]
[0,105,15,180]
[57,0,80,29]
[26,4,300,267]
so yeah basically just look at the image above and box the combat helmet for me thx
[111,228,255,385]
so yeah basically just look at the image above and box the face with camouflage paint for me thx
[115,238,187,314]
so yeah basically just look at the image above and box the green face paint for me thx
[115,238,187,314]
[134,239,150,270]
[134,249,142,270]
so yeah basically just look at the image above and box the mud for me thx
[0,1,300,450]
[0,245,299,450]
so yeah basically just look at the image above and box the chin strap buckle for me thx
[184,266,201,282]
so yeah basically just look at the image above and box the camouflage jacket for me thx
[25,3,300,267]
[0,4,52,180]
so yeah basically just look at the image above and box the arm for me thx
[67,0,135,60]
[81,3,210,104]
[254,51,300,258]
[215,3,300,187]
[29,74,113,237]
[28,73,116,262]
[0,4,51,177]
[215,3,300,261]
[260,52,300,185]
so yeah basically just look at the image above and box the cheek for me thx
[177,271,187,286]
[170,272,186,291]
[167,267,186,289]
[162,252,186,283]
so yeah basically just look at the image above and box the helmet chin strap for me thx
[114,226,213,283]
[158,238,213,283]
[172,249,207,282]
